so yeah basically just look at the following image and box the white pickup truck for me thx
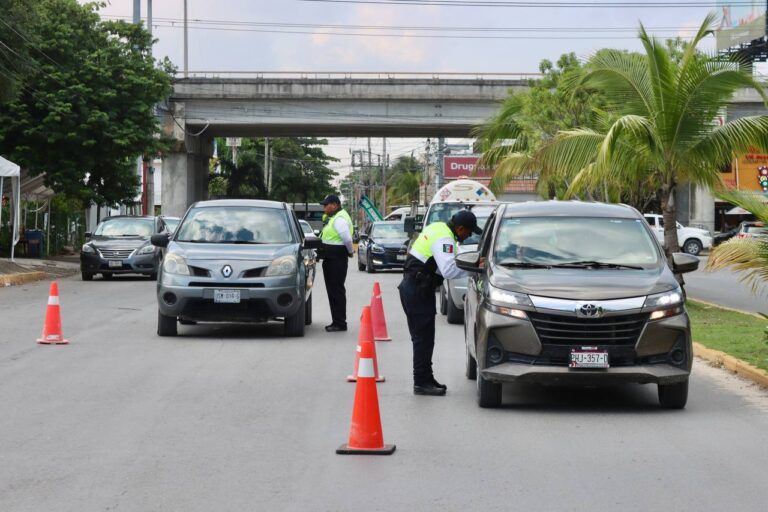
[643,214,713,256]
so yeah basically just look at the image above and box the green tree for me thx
[0,0,173,207]
[386,155,423,205]
[0,0,40,103]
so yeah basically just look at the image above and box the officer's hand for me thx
[348,252,354,258]
[478,256,486,268]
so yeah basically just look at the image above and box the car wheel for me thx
[683,239,702,256]
[101,272,113,280]
[358,254,365,271]
[439,286,448,315]
[366,254,376,273]
[477,371,502,408]
[304,292,313,326]
[81,272,94,281]
[157,311,178,336]
[658,379,688,409]
[466,345,477,380]
[284,296,306,337]
[446,292,464,325]
[149,272,158,280]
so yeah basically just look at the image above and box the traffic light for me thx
[759,166,768,192]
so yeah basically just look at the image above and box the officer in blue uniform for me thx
[399,210,481,396]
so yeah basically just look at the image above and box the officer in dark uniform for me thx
[319,194,354,332]
[399,210,481,396]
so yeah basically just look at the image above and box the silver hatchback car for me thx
[151,199,321,337]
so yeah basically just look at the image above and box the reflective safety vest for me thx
[321,208,353,245]
[410,221,456,262]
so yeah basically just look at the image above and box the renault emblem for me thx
[222,265,233,278]
[577,303,602,318]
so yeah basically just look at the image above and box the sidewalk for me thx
[0,256,79,286]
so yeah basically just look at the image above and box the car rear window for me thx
[95,218,154,237]
[371,224,407,239]
[176,206,295,244]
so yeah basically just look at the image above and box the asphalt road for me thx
[2,268,768,511]
[684,256,767,314]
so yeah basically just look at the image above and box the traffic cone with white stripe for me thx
[370,281,391,341]
[337,306,396,456]
[37,281,69,345]
[347,306,384,383]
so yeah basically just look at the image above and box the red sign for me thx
[443,156,493,179]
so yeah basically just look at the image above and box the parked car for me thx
[713,226,738,246]
[357,221,408,272]
[384,206,426,222]
[80,215,168,281]
[299,219,320,240]
[643,214,712,255]
[459,201,699,409]
[151,199,321,337]
[159,216,181,235]
[736,221,768,240]
[439,205,497,324]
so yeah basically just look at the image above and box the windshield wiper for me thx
[551,260,644,270]
[227,240,268,244]
[498,261,551,269]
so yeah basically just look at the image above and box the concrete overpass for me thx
[159,72,768,217]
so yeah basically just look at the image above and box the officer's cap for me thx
[451,210,482,235]
[320,194,341,206]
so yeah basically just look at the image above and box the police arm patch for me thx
[442,244,454,253]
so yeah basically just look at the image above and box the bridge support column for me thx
[160,102,213,217]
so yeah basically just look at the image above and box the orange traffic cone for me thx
[337,309,396,456]
[370,282,391,341]
[37,281,69,345]
[347,306,385,383]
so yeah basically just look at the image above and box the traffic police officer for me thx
[399,210,482,396]
[319,194,354,332]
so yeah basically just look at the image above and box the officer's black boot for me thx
[414,382,446,396]
[431,377,447,390]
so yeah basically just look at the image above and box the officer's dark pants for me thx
[398,275,436,385]
[322,253,348,327]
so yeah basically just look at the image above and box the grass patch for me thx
[687,300,768,372]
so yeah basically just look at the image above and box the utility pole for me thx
[264,138,270,195]
[146,0,155,215]
[423,138,431,205]
[367,137,372,202]
[382,137,387,215]
[147,0,152,35]
[437,136,445,189]
[183,0,189,77]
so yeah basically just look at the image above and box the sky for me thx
[84,0,759,183]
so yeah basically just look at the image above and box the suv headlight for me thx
[137,244,155,255]
[486,285,532,319]
[265,255,297,276]
[644,287,683,320]
[370,243,385,254]
[82,244,96,254]
[163,253,190,276]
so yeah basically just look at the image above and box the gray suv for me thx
[457,201,699,409]
[151,199,321,337]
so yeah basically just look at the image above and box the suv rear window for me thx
[176,206,295,244]
[95,218,154,237]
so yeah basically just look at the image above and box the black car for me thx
[80,216,171,281]
[357,221,408,273]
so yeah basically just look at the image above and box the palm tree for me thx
[488,14,768,255]
[707,189,768,292]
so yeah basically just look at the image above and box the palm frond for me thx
[637,23,677,141]
[471,94,525,151]
[580,50,654,117]
[707,238,768,294]
[715,188,768,224]
[597,114,658,169]
[688,116,768,175]
[488,152,538,194]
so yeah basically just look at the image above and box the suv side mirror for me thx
[303,237,323,250]
[404,216,416,234]
[359,233,368,241]
[456,251,482,272]
[151,233,170,248]
[671,252,699,274]
[84,232,92,239]
[313,229,320,236]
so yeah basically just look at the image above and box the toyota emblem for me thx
[577,303,602,318]
[222,265,233,278]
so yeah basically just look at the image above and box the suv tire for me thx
[284,296,306,337]
[82,272,94,281]
[658,379,688,409]
[446,292,463,324]
[477,372,502,408]
[358,257,365,271]
[157,311,178,336]
[682,239,702,256]
[439,286,448,315]
[466,346,477,380]
[366,254,376,273]
[304,293,313,326]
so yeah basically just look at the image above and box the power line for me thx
[298,0,759,7]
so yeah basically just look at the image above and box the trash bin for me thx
[25,229,43,258]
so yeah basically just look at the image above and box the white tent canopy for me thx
[0,155,21,261]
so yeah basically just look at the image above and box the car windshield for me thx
[494,217,660,267]
[425,203,464,225]
[164,218,180,232]
[175,206,295,244]
[371,224,406,239]
[95,218,154,237]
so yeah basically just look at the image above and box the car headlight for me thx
[163,253,190,276]
[644,287,684,320]
[82,244,96,254]
[265,255,297,276]
[137,244,155,255]
[486,285,532,319]
[370,243,385,253]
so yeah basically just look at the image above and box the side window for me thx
[478,213,496,257]
[289,210,304,241]
[644,216,655,227]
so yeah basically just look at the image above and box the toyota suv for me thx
[151,199,321,337]
[458,201,699,409]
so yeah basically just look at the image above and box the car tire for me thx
[683,239,702,256]
[477,371,502,408]
[466,346,477,380]
[284,296,306,337]
[157,311,178,336]
[439,286,448,315]
[446,292,464,325]
[304,292,313,326]
[101,272,113,280]
[658,379,688,409]
[366,254,376,273]
[358,256,365,271]
[81,272,94,281]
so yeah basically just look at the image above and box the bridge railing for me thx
[174,70,543,80]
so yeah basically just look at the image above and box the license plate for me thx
[569,347,609,369]
[397,254,406,261]
[214,289,241,304]
[108,260,122,268]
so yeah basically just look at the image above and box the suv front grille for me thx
[99,249,134,259]
[528,311,649,346]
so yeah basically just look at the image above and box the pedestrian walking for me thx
[399,210,481,395]
[319,194,354,332]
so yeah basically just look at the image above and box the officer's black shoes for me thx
[324,324,347,332]
[413,383,447,396]
[431,378,447,391]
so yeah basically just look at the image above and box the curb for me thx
[688,297,762,319]
[0,271,48,287]
[694,342,768,389]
